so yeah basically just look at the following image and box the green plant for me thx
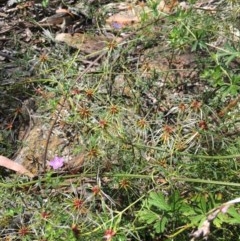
[1,0,240,240]
[137,190,240,240]
[41,0,49,8]
[202,42,240,96]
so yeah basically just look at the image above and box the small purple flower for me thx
[112,21,122,29]
[48,156,64,170]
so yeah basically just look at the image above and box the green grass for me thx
[0,0,240,240]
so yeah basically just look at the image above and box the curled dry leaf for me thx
[39,13,73,27]
[0,155,34,178]
[55,33,121,55]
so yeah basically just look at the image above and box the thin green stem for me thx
[134,143,240,159]
[172,177,240,187]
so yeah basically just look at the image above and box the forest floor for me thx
[0,0,240,240]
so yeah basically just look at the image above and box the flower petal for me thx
[48,156,64,170]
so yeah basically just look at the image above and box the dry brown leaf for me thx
[105,9,140,29]
[0,12,8,18]
[158,0,179,13]
[55,7,75,18]
[55,33,113,54]
[106,7,142,29]
[24,28,33,42]
[0,155,34,177]
[39,15,64,26]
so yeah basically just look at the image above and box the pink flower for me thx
[48,156,64,170]
[221,204,231,214]
[104,229,115,240]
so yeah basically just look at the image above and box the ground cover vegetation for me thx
[0,0,240,240]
